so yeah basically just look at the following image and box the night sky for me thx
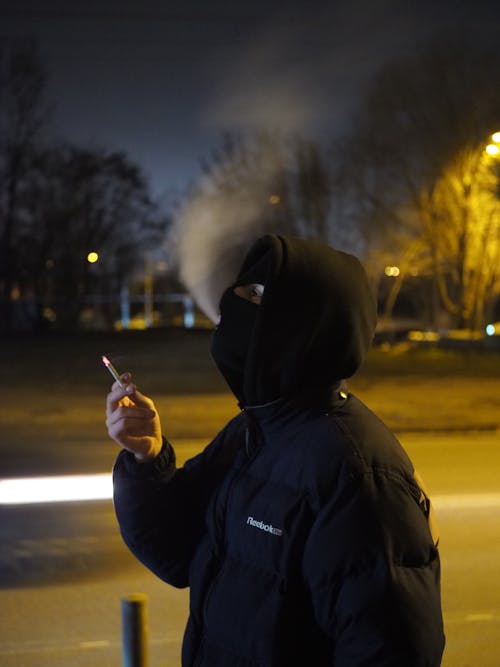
[2,0,499,201]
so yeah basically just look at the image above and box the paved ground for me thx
[1,433,500,666]
[1,331,500,665]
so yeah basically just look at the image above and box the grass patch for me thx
[359,342,500,377]
[2,329,500,394]
[0,328,227,395]
[1,329,499,472]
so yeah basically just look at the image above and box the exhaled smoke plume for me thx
[169,138,290,322]
[169,185,276,323]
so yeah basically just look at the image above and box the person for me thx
[107,234,445,666]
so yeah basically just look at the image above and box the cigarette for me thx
[101,355,124,387]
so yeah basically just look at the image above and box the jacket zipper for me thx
[201,420,262,629]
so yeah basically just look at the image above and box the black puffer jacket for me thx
[113,235,445,666]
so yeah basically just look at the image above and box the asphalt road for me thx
[1,432,499,667]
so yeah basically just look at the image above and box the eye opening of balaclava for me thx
[210,241,274,404]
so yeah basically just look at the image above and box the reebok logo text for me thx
[246,516,283,536]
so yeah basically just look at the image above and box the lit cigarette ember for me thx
[102,355,124,387]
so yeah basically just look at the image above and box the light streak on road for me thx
[0,474,112,504]
[1,473,500,509]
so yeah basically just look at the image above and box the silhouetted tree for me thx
[19,145,163,331]
[0,41,168,333]
[0,39,49,332]
[293,138,332,241]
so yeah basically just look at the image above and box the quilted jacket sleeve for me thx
[302,468,445,667]
[113,419,241,588]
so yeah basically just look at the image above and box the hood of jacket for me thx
[213,234,377,406]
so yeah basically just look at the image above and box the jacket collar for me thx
[241,382,347,427]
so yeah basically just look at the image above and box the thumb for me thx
[126,386,154,409]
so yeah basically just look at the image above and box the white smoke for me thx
[168,171,281,323]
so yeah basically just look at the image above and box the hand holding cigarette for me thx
[104,358,163,462]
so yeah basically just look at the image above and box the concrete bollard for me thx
[121,593,149,667]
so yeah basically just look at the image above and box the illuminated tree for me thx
[336,34,500,328]
[421,145,500,328]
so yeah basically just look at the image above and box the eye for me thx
[249,284,264,299]
[233,283,265,304]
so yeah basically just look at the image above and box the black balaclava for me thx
[210,289,258,402]
[212,234,377,407]
[210,247,272,404]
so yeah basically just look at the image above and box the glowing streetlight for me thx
[483,131,500,157]
[87,251,99,264]
[384,266,400,277]
[269,194,281,205]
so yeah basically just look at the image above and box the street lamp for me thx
[87,251,99,264]
[485,131,500,156]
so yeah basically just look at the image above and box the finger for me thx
[109,371,132,392]
[107,418,157,451]
[106,405,156,427]
[124,387,155,410]
[106,383,135,414]
[111,376,133,393]
[107,406,150,432]
[107,418,155,442]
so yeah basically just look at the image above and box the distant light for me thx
[485,324,496,336]
[269,194,281,205]
[384,266,400,277]
[491,131,500,143]
[155,260,169,272]
[0,474,112,505]
[87,251,99,263]
[408,330,440,342]
[485,144,499,156]
[43,307,57,322]
[184,297,195,328]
